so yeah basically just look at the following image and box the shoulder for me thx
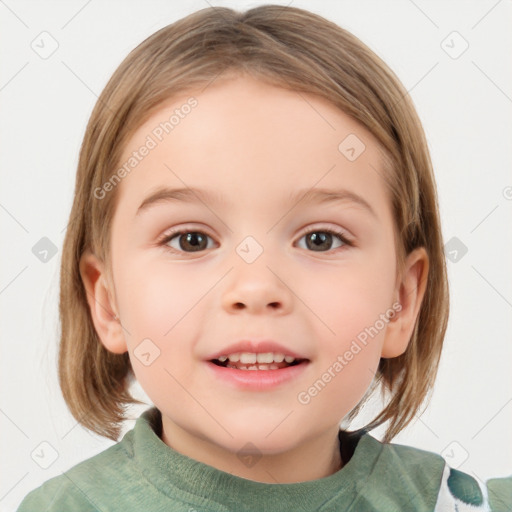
[17,476,98,512]
[363,435,447,510]
[17,433,134,512]
[358,433,512,512]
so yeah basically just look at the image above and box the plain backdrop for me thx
[1,0,511,510]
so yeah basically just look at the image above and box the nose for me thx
[221,261,293,315]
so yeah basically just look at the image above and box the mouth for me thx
[209,353,309,371]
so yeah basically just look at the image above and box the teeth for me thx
[216,352,297,364]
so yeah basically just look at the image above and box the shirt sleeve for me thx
[433,463,512,512]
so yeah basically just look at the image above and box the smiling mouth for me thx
[210,358,307,370]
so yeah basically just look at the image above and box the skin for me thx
[80,73,428,484]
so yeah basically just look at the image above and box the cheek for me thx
[118,261,205,337]
[304,256,395,335]
[302,257,394,396]
[115,262,204,374]
[301,288,387,419]
[116,263,213,409]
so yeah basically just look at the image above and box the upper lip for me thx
[207,340,309,361]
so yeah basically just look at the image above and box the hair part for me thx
[59,4,449,442]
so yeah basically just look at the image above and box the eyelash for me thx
[157,225,354,255]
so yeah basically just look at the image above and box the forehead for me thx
[112,75,390,220]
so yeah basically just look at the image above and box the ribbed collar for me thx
[121,407,384,511]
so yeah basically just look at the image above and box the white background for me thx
[1,0,511,510]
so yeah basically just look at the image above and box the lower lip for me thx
[205,361,309,391]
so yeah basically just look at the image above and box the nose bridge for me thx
[221,234,292,314]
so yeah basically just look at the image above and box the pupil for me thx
[181,232,206,252]
[308,232,331,251]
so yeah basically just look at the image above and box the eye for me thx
[157,226,353,255]
[295,227,353,253]
[159,229,216,253]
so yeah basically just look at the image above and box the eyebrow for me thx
[135,186,376,218]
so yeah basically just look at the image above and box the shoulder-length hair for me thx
[59,4,449,442]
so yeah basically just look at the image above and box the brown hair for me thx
[59,4,449,442]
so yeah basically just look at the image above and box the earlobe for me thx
[79,250,127,354]
[381,247,429,358]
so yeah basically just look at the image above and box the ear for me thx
[381,247,429,358]
[79,250,127,354]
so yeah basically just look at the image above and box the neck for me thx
[160,418,343,484]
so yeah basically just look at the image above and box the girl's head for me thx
[61,5,448,448]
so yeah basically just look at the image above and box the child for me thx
[18,4,511,511]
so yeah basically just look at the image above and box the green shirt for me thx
[17,407,512,511]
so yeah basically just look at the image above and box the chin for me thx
[219,422,303,454]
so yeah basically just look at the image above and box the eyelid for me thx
[295,223,354,244]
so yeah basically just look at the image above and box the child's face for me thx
[83,74,427,478]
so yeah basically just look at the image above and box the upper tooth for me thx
[284,355,295,363]
[256,353,273,364]
[239,352,257,364]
